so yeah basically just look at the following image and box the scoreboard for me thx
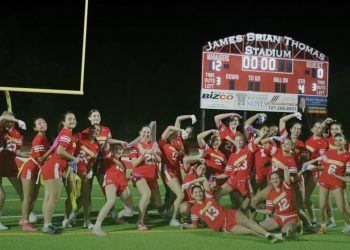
[200,33,328,114]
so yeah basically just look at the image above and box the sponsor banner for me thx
[201,89,298,113]
[200,89,235,110]
[298,95,327,114]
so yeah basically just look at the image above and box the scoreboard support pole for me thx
[243,111,247,123]
[201,109,206,131]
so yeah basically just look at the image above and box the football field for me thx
[1,177,349,250]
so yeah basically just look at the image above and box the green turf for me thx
[1,176,350,250]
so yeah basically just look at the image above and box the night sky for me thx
[0,0,349,141]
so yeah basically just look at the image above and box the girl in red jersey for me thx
[0,111,28,230]
[92,140,134,236]
[304,133,350,234]
[182,178,280,243]
[214,132,266,210]
[179,155,206,219]
[214,113,242,160]
[41,112,78,234]
[129,125,162,230]
[197,129,226,186]
[159,126,186,226]
[64,124,101,229]
[257,162,300,239]
[18,118,51,231]
[304,120,335,228]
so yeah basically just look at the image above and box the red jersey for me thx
[0,127,23,152]
[102,151,126,175]
[191,191,227,231]
[82,125,112,147]
[30,134,50,165]
[217,123,241,160]
[47,128,77,168]
[305,136,328,160]
[75,133,100,169]
[279,128,307,167]
[266,181,296,216]
[129,141,161,180]
[183,166,203,201]
[327,137,350,152]
[224,143,255,180]
[271,148,298,175]
[254,143,276,168]
[201,144,226,175]
[319,149,350,188]
[159,138,182,172]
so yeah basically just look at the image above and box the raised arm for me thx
[161,126,182,140]
[175,115,194,128]
[214,113,241,128]
[183,155,204,172]
[197,129,217,148]
[279,112,301,132]
[273,160,291,185]
[244,113,266,128]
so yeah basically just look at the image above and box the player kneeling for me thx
[92,140,134,236]
[257,162,301,240]
[182,178,280,243]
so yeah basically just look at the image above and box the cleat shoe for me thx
[29,212,38,223]
[326,221,337,229]
[92,228,107,236]
[22,222,38,232]
[42,225,60,235]
[62,219,72,228]
[69,212,77,225]
[137,220,149,231]
[0,222,8,230]
[274,233,284,241]
[83,220,94,230]
[169,219,180,227]
[319,226,327,234]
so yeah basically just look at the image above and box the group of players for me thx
[0,109,349,242]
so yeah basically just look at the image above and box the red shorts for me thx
[273,214,299,228]
[131,175,159,190]
[255,165,272,183]
[222,209,238,232]
[103,171,128,196]
[226,177,252,197]
[0,151,18,177]
[42,159,66,180]
[162,168,182,185]
[319,181,342,190]
[19,158,40,181]
[78,163,88,175]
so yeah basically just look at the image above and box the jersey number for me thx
[204,205,219,221]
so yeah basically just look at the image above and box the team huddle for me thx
[0,110,349,242]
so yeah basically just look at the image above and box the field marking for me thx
[0,228,212,237]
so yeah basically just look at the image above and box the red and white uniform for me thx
[183,165,203,201]
[19,134,50,181]
[191,191,237,232]
[102,150,128,196]
[75,133,100,175]
[129,141,161,189]
[42,128,77,180]
[327,137,350,152]
[159,138,183,184]
[224,143,255,196]
[254,143,277,183]
[265,181,299,227]
[305,136,328,177]
[217,123,241,160]
[201,144,226,186]
[0,127,23,177]
[271,148,299,182]
[319,149,350,190]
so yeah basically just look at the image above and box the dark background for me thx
[0,0,349,142]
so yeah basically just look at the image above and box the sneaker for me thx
[274,233,285,241]
[29,212,38,223]
[119,208,134,218]
[319,226,327,234]
[22,222,38,232]
[83,221,94,230]
[62,219,72,228]
[137,220,149,231]
[341,225,350,234]
[42,225,60,235]
[69,212,77,225]
[0,222,8,230]
[92,228,107,236]
[267,235,280,244]
[326,221,337,229]
[19,219,27,226]
[305,224,317,234]
[169,219,180,227]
